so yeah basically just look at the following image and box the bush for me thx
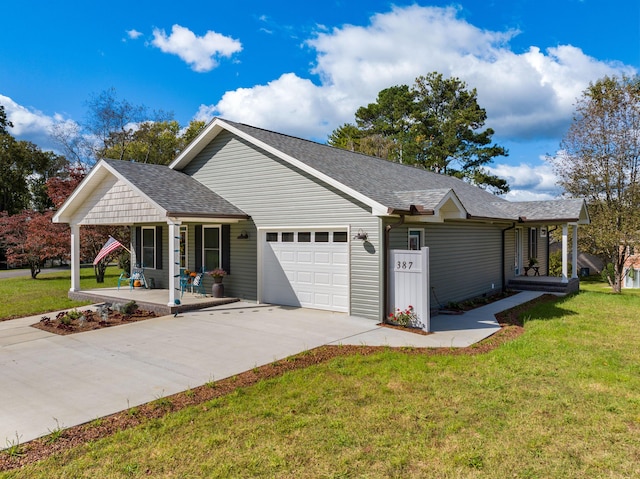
[548,250,572,277]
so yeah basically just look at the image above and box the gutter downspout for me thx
[502,223,516,293]
[383,215,405,321]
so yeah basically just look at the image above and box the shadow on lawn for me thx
[496,293,577,326]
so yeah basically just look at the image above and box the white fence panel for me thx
[389,247,430,331]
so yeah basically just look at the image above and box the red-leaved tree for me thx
[0,210,68,278]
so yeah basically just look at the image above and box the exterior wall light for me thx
[354,229,368,241]
[237,230,249,240]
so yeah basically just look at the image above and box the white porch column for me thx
[572,223,579,279]
[561,223,569,283]
[70,224,81,292]
[167,220,181,307]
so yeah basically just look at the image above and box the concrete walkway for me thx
[0,291,544,446]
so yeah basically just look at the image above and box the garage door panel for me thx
[333,273,349,286]
[314,252,331,264]
[332,252,349,265]
[262,232,349,312]
[296,251,313,263]
[281,251,296,262]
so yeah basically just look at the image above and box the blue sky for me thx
[1,0,638,200]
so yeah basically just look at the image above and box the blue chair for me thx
[117,266,147,290]
[179,269,191,297]
[191,271,207,297]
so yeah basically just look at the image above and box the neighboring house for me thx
[624,248,640,288]
[53,118,590,321]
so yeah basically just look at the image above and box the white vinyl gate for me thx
[389,247,430,331]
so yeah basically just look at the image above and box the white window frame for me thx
[203,225,221,272]
[408,229,424,251]
[141,226,156,269]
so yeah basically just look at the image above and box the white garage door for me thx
[262,230,349,312]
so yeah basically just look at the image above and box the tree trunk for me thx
[94,261,107,283]
[30,260,41,279]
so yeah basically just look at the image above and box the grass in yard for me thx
[0,267,121,320]
[3,282,640,478]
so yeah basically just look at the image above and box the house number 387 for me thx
[396,261,413,270]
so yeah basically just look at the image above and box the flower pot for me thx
[212,282,224,298]
[213,276,223,284]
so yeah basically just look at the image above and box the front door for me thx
[515,228,523,275]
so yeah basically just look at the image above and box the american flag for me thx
[93,236,124,265]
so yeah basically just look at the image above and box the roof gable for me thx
[53,159,248,224]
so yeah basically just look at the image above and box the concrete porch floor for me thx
[69,287,240,315]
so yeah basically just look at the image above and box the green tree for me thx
[550,75,640,292]
[328,73,509,194]
[0,104,12,135]
[0,105,68,214]
[51,89,206,166]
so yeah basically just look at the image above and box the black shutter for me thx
[195,225,202,272]
[222,224,231,274]
[135,226,141,268]
[155,225,163,270]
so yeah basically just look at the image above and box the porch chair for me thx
[191,270,207,297]
[117,266,147,290]
[179,268,191,297]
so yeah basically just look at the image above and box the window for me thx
[315,232,329,242]
[142,227,155,268]
[528,228,538,260]
[179,226,188,269]
[266,232,278,242]
[333,231,348,243]
[408,229,423,251]
[203,226,220,271]
[282,232,294,242]
[298,232,311,242]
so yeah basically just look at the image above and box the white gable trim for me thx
[170,119,391,217]
[53,160,168,224]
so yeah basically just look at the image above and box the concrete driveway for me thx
[0,292,543,446]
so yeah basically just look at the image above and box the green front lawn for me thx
[0,267,121,320]
[2,281,640,478]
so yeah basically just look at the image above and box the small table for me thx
[524,266,540,276]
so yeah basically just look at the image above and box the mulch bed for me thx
[31,308,158,335]
[1,293,560,472]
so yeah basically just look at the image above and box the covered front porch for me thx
[52,159,251,310]
[69,287,241,316]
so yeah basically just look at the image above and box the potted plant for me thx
[208,268,227,298]
[525,257,539,276]
[209,268,227,283]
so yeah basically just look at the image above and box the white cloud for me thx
[0,94,76,152]
[204,5,635,142]
[126,29,143,40]
[488,162,561,201]
[151,24,242,72]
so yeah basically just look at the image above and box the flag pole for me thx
[110,236,132,254]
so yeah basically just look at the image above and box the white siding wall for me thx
[181,132,381,320]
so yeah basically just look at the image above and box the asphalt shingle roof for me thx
[104,159,248,218]
[224,119,585,221]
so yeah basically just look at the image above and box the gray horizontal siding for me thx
[181,131,381,320]
[389,222,504,307]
